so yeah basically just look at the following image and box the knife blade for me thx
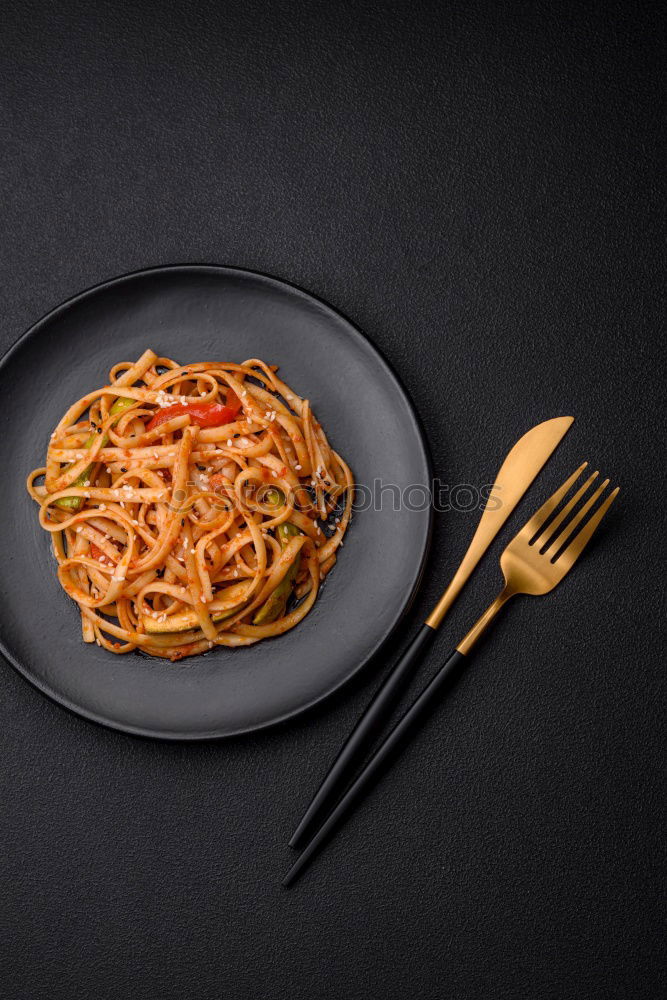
[425,415,574,629]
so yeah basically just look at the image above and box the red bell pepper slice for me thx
[146,389,241,432]
[89,543,115,565]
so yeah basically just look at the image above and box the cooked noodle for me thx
[26,349,352,660]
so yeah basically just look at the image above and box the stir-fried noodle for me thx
[27,350,352,660]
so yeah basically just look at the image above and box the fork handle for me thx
[456,584,514,655]
[288,623,437,850]
[282,647,468,885]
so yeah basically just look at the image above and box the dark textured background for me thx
[0,2,664,998]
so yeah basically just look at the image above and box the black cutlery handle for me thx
[282,648,467,886]
[288,624,437,850]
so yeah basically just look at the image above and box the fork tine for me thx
[552,486,619,566]
[536,470,599,550]
[543,478,610,558]
[517,462,588,542]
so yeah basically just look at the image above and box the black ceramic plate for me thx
[0,266,431,738]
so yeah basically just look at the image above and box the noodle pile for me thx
[27,350,352,660]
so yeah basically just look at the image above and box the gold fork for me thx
[456,462,619,654]
[283,463,619,885]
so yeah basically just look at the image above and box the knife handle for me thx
[288,623,436,851]
[283,648,468,885]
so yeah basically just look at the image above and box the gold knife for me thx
[426,415,574,627]
[288,415,574,850]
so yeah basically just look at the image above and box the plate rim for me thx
[0,263,433,739]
